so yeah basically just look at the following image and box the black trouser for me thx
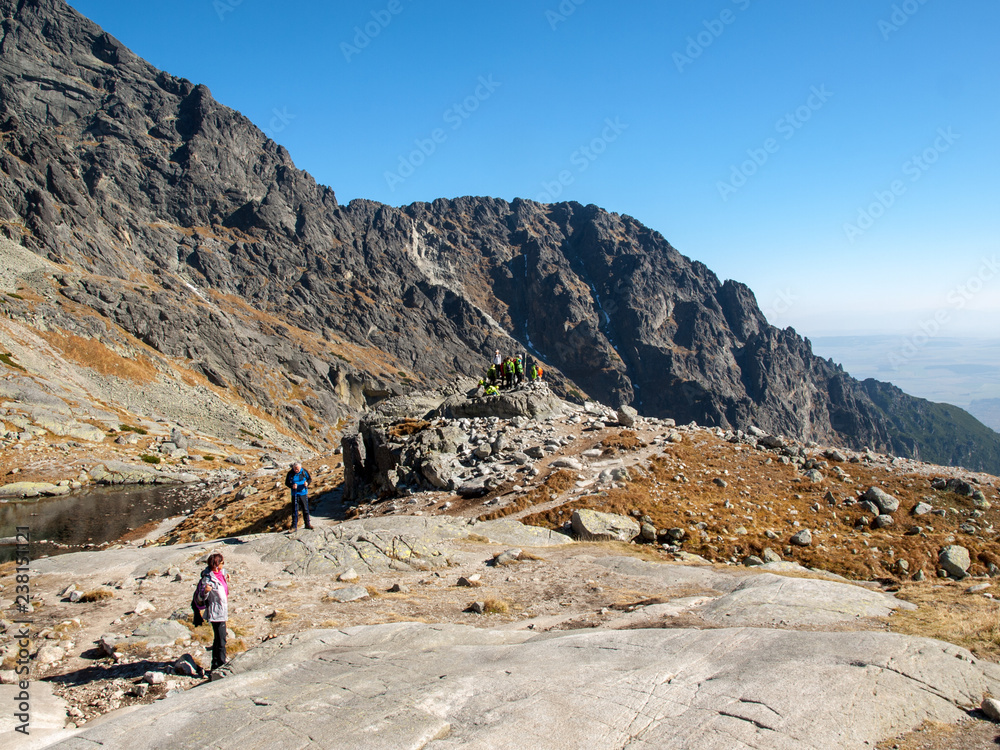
[211,620,227,670]
[291,492,310,529]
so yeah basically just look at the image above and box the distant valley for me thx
[811,336,1000,432]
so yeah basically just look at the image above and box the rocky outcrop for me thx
[343,382,570,501]
[1,0,999,472]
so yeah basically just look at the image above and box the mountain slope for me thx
[2,0,999,472]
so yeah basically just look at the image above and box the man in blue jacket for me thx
[284,461,313,531]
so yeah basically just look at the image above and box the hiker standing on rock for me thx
[195,552,230,672]
[285,461,313,531]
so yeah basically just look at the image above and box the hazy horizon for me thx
[811,335,1000,432]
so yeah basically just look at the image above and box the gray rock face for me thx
[570,509,640,542]
[697,573,914,627]
[54,622,1000,750]
[2,0,1000,472]
[89,462,198,485]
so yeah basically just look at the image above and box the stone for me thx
[129,618,192,647]
[761,548,782,563]
[35,645,65,665]
[0,481,71,498]
[469,601,486,614]
[325,585,369,603]
[712,477,727,488]
[338,568,360,583]
[225,455,247,465]
[132,599,155,615]
[804,469,823,483]
[968,583,991,594]
[615,405,638,427]
[492,549,522,567]
[422,453,459,489]
[571,509,640,543]
[790,529,812,546]
[173,654,201,677]
[938,545,971,579]
[388,583,410,593]
[550,457,584,471]
[743,555,764,567]
[143,671,166,685]
[912,502,932,516]
[872,514,894,529]
[640,523,657,542]
[982,697,1000,723]
[457,575,482,588]
[862,486,900,514]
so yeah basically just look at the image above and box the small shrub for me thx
[140,454,161,464]
[119,424,148,435]
[0,353,25,371]
[333,353,350,363]
[202,455,216,461]
[79,588,114,602]
[115,641,151,658]
[6,292,23,300]
[483,598,510,614]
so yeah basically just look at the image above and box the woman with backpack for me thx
[194,552,230,672]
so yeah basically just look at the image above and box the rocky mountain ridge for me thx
[1,0,999,474]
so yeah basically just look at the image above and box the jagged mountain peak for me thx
[1,0,999,473]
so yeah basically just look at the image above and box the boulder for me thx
[862,486,900,514]
[939,545,971,579]
[615,405,638,427]
[325,586,369,603]
[421,453,459,490]
[0,481,70,499]
[790,530,812,546]
[571,509,640,542]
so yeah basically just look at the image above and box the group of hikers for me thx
[482,349,543,395]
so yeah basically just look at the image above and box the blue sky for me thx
[67,0,1000,339]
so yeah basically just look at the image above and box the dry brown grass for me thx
[601,430,646,454]
[79,588,114,602]
[40,330,156,384]
[266,609,298,624]
[483,598,510,614]
[478,470,578,522]
[520,434,1000,583]
[390,420,431,438]
[888,581,1000,659]
[114,641,151,658]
